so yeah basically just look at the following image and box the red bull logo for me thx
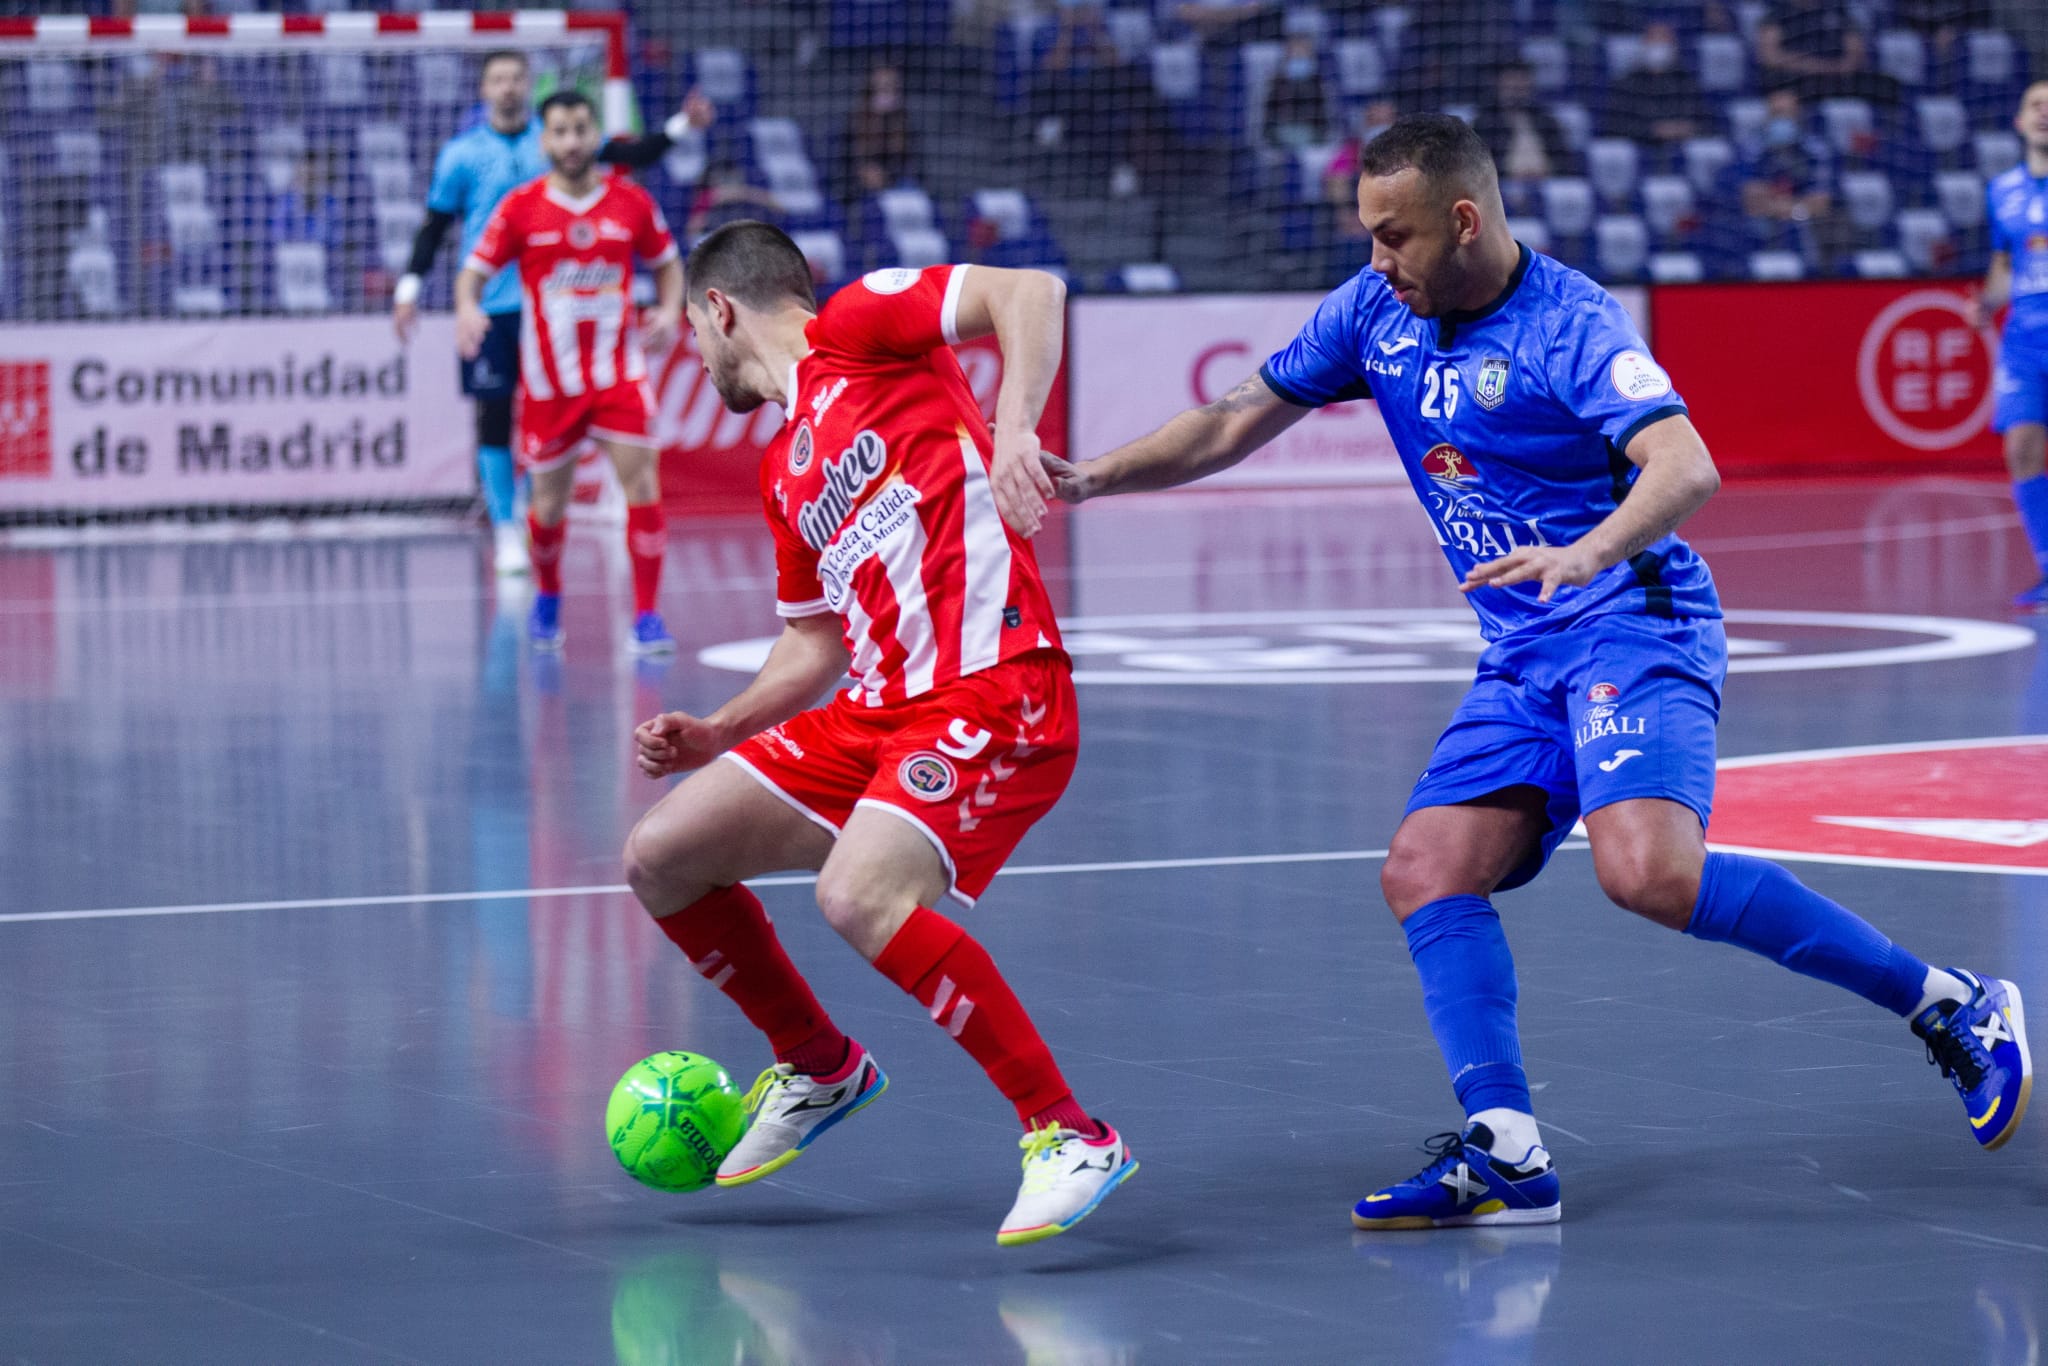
[1421,443,1480,493]
[1588,682,1620,702]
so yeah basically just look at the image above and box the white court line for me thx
[0,848,1401,926]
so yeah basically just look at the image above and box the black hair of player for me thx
[1357,113,1499,200]
[685,220,818,313]
[538,89,594,124]
[479,49,529,75]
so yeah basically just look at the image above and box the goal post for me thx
[0,11,635,531]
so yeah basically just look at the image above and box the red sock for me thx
[872,907,1080,1129]
[528,512,565,596]
[656,885,847,1071]
[626,502,665,616]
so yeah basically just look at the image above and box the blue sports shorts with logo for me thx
[1993,336,2048,433]
[1405,613,1728,892]
[460,310,522,401]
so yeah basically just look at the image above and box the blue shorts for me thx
[1993,335,2048,433]
[460,311,521,401]
[1405,613,1728,892]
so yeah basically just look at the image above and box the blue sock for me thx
[1403,895,1533,1116]
[478,445,517,526]
[2014,475,2048,575]
[1684,852,1927,1016]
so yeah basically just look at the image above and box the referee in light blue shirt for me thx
[392,50,701,573]
[1010,113,2030,1228]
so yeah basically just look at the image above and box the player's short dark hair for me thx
[538,89,594,123]
[479,49,528,75]
[685,220,818,313]
[1358,113,1499,202]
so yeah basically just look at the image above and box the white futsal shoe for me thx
[996,1123,1139,1247]
[714,1048,887,1187]
[493,522,530,576]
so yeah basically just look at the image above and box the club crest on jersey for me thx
[1588,682,1620,702]
[1421,443,1482,494]
[898,751,958,802]
[796,430,890,551]
[1474,356,1511,410]
[789,422,815,476]
[568,219,598,250]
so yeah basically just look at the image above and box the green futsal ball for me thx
[606,1052,746,1192]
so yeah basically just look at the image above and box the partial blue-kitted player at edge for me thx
[990,114,2033,1229]
[392,49,704,575]
[1975,79,2048,612]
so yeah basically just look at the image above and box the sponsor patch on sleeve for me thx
[1609,350,1673,401]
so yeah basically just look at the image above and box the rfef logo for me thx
[1856,290,1997,450]
[0,360,52,479]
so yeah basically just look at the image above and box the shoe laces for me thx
[1410,1130,1473,1183]
[1923,1014,1991,1091]
[741,1064,797,1116]
[1017,1124,1077,1184]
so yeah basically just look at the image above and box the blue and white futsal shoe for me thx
[1913,969,2031,1151]
[1352,1123,1561,1230]
[629,610,677,657]
[528,592,565,651]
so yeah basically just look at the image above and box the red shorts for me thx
[721,651,1078,907]
[517,380,654,472]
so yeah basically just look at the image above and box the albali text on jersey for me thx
[762,265,1064,709]
[1260,244,1722,642]
[464,173,678,402]
[1990,165,2048,347]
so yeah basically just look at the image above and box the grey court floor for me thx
[1,478,2045,1364]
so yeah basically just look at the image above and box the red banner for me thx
[650,329,1070,517]
[1651,279,2005,477]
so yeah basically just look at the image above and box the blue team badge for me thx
[1474,356,1511,410]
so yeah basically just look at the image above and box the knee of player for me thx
[1379,846,1440,919]
[813,869,907,942]
[1593,847,1694,926]
[621,820,675,906]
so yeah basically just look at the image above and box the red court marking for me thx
[1711,737,2048,876]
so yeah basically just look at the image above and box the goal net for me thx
[0,12,635,530]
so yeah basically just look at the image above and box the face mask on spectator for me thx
[1765,116,1801,148]
[871,88,902,113]
[1286,55,1315,80]
[1640,40,1677,71]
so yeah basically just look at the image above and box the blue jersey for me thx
[427,117,546,317]
[1989,164,2048,350]
[1261,244,1721,642]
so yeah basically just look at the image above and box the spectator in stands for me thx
[269,149,342,255]
[848,63,917,195]
[1894,0,1993,75]
[1738,89,1853,272]
[1603,19,1710,155]
[1758,0,1900,107]
[1030,1,1178,195]
[686,162,783,241]
[1395,0,1510,108]
[1168,0,1284,47]
[1262,34,1331,154]
[1470,62,1570,214]
[1323,98,1397,248]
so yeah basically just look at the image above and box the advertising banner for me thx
[0,317,474,511]
[1650,279,2004,476]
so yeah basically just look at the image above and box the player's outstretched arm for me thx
[392,208,456,342]
[634,614,851,779]
[1461,413,1721,602]
[642,256,685,354]
[452,265,493,360]
[1043,371,1311,504]
[1973,252,2013,331]
[599,91,716,170]
[949,266,1068,538]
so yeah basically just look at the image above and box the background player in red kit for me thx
[622,222,1136,1246]
[456,90,684,656]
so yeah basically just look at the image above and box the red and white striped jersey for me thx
[465,172,677,401]
[762,264,1064,707]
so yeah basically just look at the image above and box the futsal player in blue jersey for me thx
[391,49,699,574]
[1002,115,2033,1227]
[1974,81,2048,611]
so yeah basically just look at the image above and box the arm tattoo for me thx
[1205,376,1269,415]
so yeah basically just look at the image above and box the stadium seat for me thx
[1840,170,1896,232]
[1725,96,1768,148]
[1913,97,1968,157]
[1594,214,1649,278]
[1681,136,1736,195]
[876,187,938,235]
[1549,101,1592,153]
[1876,30,1927,87]
[1639,175,1696,239]
[1236,41,1287,146]
[320,53,368,107]
[172,285,227,317]
[789,229,848,286]
[1104,8,1156,63]
[1648,251,1705,283]
[357,122,409,169]
[1603,35,1647,80]
[1695,33,1747,94]
[1334,38,1387,100]
[1894,208,1951,272]
[971,189,1030,243]
[68,240,120,316]
[1747,249,1805,281]
[1818,98,1875,157]
[1965,29,2020,85]
[1539,176,1595,238]
[274,241,332,314]
[1934,170,1986,228]
[1853,249,1910,278]
[1975,130,2022,178]
[692,49,753,115]
[374,202,423,275]
[413,53,463,109]
[1520,36,1568,92]
[256,124,307,195]
[764,157,826,223]
[52,130,102,180]
[1585,139,1640,208]
[1118,263,1182,293]
[366,162,412,206]
[1151,41,1204,137]
[890,225,948,269]
[1506,216,1554,256]
[749,118,805,165]
[27,59,79,116]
